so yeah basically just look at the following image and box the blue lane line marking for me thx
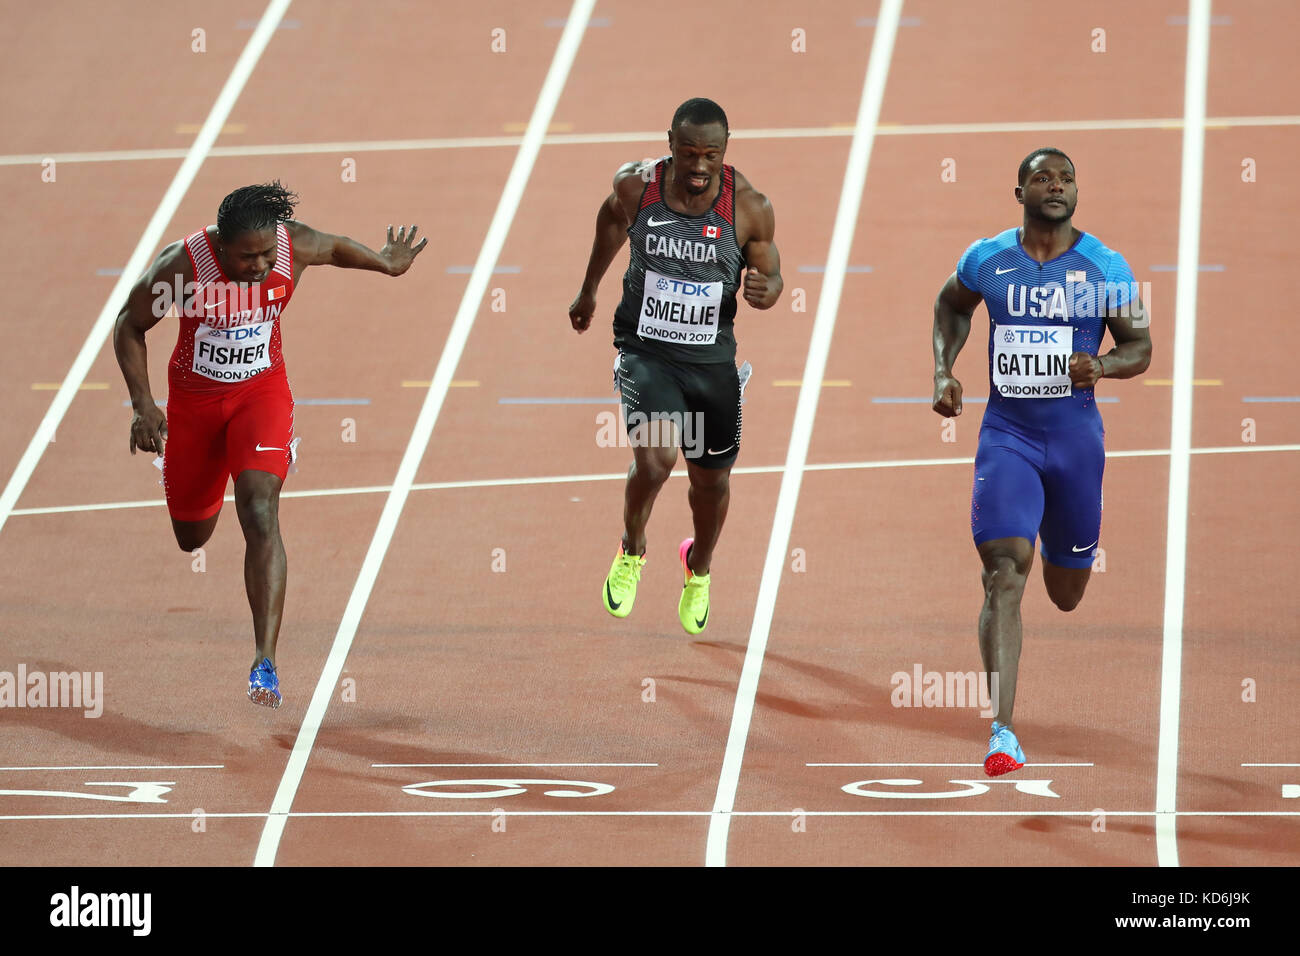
[544,16,611,26]
[1150,264,1225,272]
[96,267,124,276]
[498,398,617,405]
[798,264,872,273]
[1242,397,1300,403]
[446,265,520,274]
[872,396,1120,404]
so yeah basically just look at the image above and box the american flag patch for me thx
[703,225,719,239]
[265,285,287,302]
[1066,270,1086,282]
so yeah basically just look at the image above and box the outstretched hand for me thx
[381,225,428,276]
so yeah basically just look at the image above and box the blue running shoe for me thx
[984,720,1025,776]
[248,657,282,709]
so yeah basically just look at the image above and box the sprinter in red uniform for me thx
[113,182,426,708]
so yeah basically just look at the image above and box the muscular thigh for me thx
[1038,419,1105,569]
[224,368,295,484]
[162,388,231,522]
[971,422,1046,549]
[679,359,745,470]
[616,350,687,463]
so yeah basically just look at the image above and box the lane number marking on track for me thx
[0,781,175,803]
[401,779,615,799]
[841,778,1061,799]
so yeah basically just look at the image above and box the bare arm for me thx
[113,241,189,454]
[581,193,631,295]
[569,162,641,333]
[738,187,782,310]
[1069,296,1153,387]
[932,272,983,417]
[287,220,427,277]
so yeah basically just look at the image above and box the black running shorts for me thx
[613,349,749,469]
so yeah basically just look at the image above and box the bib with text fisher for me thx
[638,269,722,346]
[993,324,1073,398]
[192,320,273,383]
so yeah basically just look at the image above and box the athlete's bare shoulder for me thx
[732,168,771,212]
[151,238,193,283]
[610,160,655,220]
[613,160,653,196]
[731,168,775,243]
[284,219,315,241]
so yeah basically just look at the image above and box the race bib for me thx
[192,320,273,383]
[638,268,721,346]
[993,324,1073,398]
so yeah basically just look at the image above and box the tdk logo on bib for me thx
[1004,328,1062,345]
[655,276,713,297]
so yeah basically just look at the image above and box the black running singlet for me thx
[612,159,746,364]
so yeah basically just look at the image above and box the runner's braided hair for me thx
[216,181,299,241]
[1018,148,1074,185]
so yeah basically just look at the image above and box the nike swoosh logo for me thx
[646,217,676,227]
[695,608,708,629]
[255,443,284,452]
[995,267,1017,275]
[1072,541,1099,552]
[605,581,622,611]
[707,445,736,456]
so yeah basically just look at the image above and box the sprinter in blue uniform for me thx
[932,148,1152,774]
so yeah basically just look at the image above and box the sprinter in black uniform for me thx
[569,98,783,635]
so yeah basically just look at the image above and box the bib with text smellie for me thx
[638,269,721,346]
[192,320,273,383]
[993,324,1073,398]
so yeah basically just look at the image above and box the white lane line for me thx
[1157,0,1212,870]
[4,809,1298,821]
[0,765,223,771]
[704,0,903,869]
[5,114,1298,166]
[12,443,1300,518]
[806,762,1095,767]
[373,763,658,768]
[0,0,293,541]
[1241,763,1300,767]
[251,0,596,869]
